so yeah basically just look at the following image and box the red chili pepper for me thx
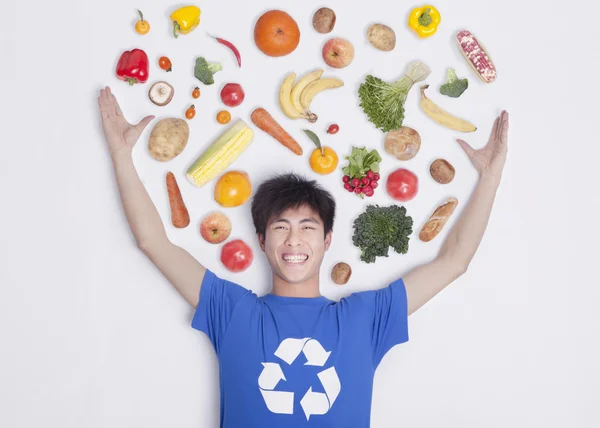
[209,34,241,67]
[116,48,149,85]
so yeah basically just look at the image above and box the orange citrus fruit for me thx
[214,171,252,207]
[309,147,338,175]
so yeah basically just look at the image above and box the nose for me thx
[285,226,302,247]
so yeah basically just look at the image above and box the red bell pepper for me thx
[116,48,149,85]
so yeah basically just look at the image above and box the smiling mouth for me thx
[281,254,309,264]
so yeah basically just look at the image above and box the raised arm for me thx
[98,86,205,307]
[403,110,509,315]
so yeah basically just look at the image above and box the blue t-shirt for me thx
[192,269,409,428]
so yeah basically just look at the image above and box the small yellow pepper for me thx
[170,5,201,38]
[408,5,441,38]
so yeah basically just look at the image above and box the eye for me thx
[303,226,316,230]
[274,225,286,230]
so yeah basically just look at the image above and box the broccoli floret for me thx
[440,68,468,98]
[194,57,223,85]
[352,204,413,263]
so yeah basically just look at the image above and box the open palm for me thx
[98,86,154,157]
[457,110,509,180]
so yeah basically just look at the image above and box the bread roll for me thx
[419,198,458,242]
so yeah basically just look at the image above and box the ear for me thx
[324,230,332,251]
[257,233,265,252]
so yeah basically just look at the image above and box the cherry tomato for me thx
[192,87,200,98]
[159,56,172,72]
[220,83,245,107]
[386,168,418,202]
[216,110,231,124]
[221,239,253,272]
[327,124,340,134]
[185,105,196,120]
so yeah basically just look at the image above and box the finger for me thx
[456,139,475,158]
[135,115,155,134]
[98,94,110,120]
[111,93,124,117]
[495,110,506,142]
[488,116,499,144]
[499,111,509,145]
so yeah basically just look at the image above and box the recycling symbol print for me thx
[258,337,341,420]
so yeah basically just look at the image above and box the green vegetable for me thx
[341,146,381,178]
[194,57,223,85]
[358,60,431,133]
[440,68,468,98]
[352,205,413,263]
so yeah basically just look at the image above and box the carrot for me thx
[250,107,303,155]
[166,172,190,228]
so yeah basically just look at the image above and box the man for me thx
[98,86,509,427]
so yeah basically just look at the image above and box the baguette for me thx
[456,30,496,83]
[419,198,458,242]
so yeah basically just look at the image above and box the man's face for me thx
[258,205,332,285]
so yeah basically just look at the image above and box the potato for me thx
[148,118,189,162]
[367,24,396,51]
[313,8,336,34]
[384,127,421,161]
[331,262,352,285]
[430,159,456,184]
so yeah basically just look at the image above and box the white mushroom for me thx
[148,81,174,106]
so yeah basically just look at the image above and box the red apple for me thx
[322,38,354,68]
[200,212,232,244]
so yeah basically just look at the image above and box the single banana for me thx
[279,72,303,119]
[299,78,344,114]
[291,69,324,116]
[419,85,477,132]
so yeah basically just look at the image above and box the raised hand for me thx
[98,86,154,157]
[457,110,509,181]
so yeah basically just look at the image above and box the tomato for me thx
[158,56,172,72]
[185,105,196,120]
[327,124,339,134]
[220,83,245,107]
[386,168,418,202]
[221,239,253,272]
[192,87,200,98]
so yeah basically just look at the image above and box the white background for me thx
[1,0,598,427]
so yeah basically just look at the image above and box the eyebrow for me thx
[272,217,321,225]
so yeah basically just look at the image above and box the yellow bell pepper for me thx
[408,5,441,38]
[170,5,201,38]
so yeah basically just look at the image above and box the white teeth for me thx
[282,255,308,263]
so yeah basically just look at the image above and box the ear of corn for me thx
[186,120,254,187]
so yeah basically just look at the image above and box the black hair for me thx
[251,172,336,238]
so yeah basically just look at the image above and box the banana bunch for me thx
[279,69,344,123]
[419,85,477,132]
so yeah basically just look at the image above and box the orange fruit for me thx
[309,147,338,175]
[254,10,300,57]
[214,171,252,207]
[135,10,150,34]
